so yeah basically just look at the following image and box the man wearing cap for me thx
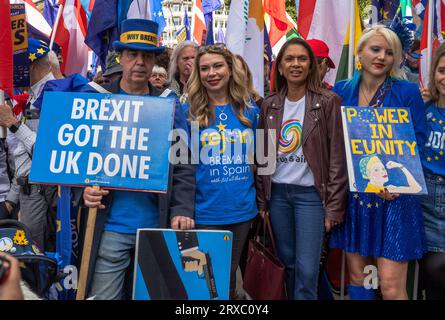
[102,51,123,83]
[0,39,58,251]
[306,39,336,89]
[82,19,195,300]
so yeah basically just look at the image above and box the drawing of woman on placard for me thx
[359,155,422,194]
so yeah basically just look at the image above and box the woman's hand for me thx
[420,88,431,102]
[171,216,195,230]
[325,218,340,233]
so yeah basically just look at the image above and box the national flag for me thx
[335,0,362,82]
[419,0,445,87]
[0,0,14,98]
[84,0,118,72]
[202,1,221,45]
[202,0,221,14]
[54,186,78,300]
[298,0,357,85]
[216,26,225,44]
[400,0,414,18]
[267,11,299,56]
[43,0,60,27]
[150,0,166,36]
[370,0,401,24]
[204,12,214,45]
[226,0,264,96]
[412,0,427,18]
[53,0,89,76]
[176,7,191,43]
[19,0,52,40]
[80,0,95,19]
[264,0,288,31]
[419,2,429,87]
[191,0,207,44]
[119,0,165,35]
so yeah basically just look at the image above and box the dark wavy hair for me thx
[273,38,321,93]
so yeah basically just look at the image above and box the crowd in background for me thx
[0,16,444,301]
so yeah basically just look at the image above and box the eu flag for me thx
[84,0,119,71]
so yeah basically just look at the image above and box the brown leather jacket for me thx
[256,87,348,223]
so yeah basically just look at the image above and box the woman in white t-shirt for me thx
[257,38,347,300]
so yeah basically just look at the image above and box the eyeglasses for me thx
[150,73,167,78]
[198,43,227,54]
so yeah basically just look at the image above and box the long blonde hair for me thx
[235,54,261,101]
[187,46,252,128]
[356,25,405,79]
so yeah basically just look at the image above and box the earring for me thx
[356,60,362,71]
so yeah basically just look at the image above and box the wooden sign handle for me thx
[76,185,100,300]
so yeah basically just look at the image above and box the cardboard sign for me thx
[133,229,232,300]
[341,106,427,194]
[10,3,29,88]
[30,92,175,192]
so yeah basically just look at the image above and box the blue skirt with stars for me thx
[330,192,427,261]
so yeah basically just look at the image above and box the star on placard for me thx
[37,48,45,55]
[29,53,37,62]
[375,203,379,208]
[158,11,163,17]
[216,122,226,132]
[353,194,359,199]
[432,118,437,122]
[435,156,439,161]
[360,201,364,206]
[427,157,432,162]
[367,203,372,209]
[439,151,444,156]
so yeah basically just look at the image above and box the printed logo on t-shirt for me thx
[278,119,303,154]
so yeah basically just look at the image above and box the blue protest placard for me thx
[11,3,29,88]
[30,92,175,192]
[133,229,232,300]
[341,106,427,194]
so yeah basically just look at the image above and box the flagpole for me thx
[426,0,434,80]
[0,91,6,138]
[348,0,356,78]
[49,3,64,50]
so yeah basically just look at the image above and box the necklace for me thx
[360,85,372,105]
[216,105,228,121]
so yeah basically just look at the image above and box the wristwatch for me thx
[8,121,21,133]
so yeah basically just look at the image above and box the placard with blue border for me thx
[30,92,175,192]
[341,106,427,194]
[133,229,232,300]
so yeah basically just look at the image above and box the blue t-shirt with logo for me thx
[422,103,445,176]
[183,103,259,225]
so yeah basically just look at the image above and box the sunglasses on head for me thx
[198,43,227,53]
